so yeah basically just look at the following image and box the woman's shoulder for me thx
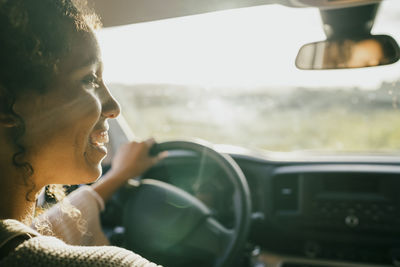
[0,219,39,241]
[3,235,138,266]
[0,219,161,267]
[0,219,40,260]
[3,235,161,267]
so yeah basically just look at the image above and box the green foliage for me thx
[110,82,400,153]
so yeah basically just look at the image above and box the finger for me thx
[144,138,156,148]
[151,151,168,164]
[128,141,139,147]
[157,151,168,160]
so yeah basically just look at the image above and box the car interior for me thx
[83,0,400,266]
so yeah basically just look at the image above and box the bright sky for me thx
[96,1,400,90]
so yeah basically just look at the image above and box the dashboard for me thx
[102,146,400,267]
[232,153,400,267]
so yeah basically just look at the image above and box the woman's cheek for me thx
[86,90,103,117]
[48,92,102,176]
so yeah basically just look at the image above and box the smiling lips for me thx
[90,131,109,147]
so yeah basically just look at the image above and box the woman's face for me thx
[14,31,120,187]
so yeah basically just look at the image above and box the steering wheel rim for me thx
[122,140,252,267]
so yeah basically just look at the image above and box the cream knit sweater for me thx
[33,186,111,246]
[0,186,161,267]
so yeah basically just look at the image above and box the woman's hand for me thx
[110,138,167,181]
[92,138,167,202]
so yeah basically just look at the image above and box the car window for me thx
[97,1,400,154]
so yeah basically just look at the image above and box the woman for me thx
[0,0,163,265]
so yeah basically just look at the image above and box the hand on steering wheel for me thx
[120,140,252,267]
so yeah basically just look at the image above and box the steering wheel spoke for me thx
[185,216,234,257]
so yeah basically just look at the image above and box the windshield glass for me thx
[97,1,400,154]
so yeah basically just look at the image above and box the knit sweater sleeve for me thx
[32,185,109,246]
[1,235,161,267]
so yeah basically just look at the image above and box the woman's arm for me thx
[33,139,165,246]
[92,138,167,202]
[32,185,110,245]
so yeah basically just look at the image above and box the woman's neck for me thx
[0,169,38,225]
[0,132,39,225]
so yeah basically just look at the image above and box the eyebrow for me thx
[69,57,102,78]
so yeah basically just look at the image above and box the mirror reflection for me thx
[296,35,400,70]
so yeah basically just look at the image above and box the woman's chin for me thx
[81,145,107,183]
[81,164,103,184]
[67,160,103,185]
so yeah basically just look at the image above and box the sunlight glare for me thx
[97,2,400,89]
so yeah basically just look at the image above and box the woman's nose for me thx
[101,84,121,119]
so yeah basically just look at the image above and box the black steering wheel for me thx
[120,140,252,267]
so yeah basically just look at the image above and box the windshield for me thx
[97,1,400,154]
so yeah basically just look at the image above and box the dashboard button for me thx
[345,214,359,227]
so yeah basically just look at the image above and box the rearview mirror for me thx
[295,35,400,70]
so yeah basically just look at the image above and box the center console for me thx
[253,164,400,266]
[273,169,400,233]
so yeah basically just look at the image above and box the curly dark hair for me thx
[0,0,101,201]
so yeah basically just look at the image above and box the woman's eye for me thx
[82,74,100,89]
